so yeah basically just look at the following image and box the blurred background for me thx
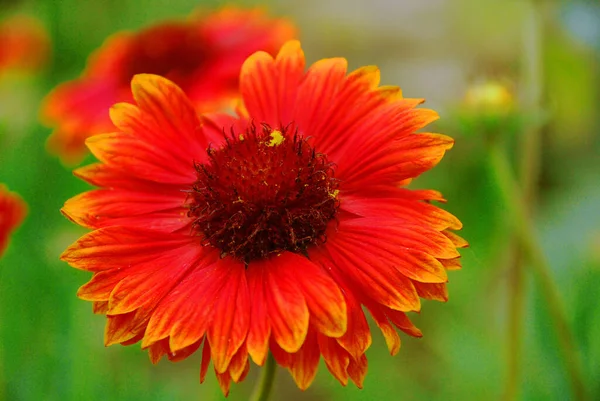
[1,0,599,400]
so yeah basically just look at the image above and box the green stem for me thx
[489,142,587,401]
[506,2,544,399]
[249,353,277,401]
[506,246,526,401]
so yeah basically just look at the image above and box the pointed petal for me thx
[86,132,196,185]
[341,194,462,231]
[240,40,305,127]
[336,290,371,359]
[199,339,211,384]
[287,253,347,338]
[287,329,320,390]
[167,340,202,363]
[293,57,347,141]
[227,343,249,383]
[104,308,150,346]
[341,132,454,189]
[92,301,108,314]
[141,252,224,351]
[443,230,469,248]
[125,74,206,156]
[347,354,368,389]
[62,189,187,231]
[325,226,421,312]
[73,163,182,192]
[215,369,232,397]
[342,217,459,259]
[147,338,170,364]
[414,281,449,302]
[61,226,198,272]
[318,334,350,386]
[252,255,309,353]
[365,304,401,356]
[386,309,423,337]
[208,259,250,373]
[247,262,271,366]
[107,240,204,315]
[441,257,463,270]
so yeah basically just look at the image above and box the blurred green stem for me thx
[489,142,587,401]
[250,353,277,401]
[506,2,544,399]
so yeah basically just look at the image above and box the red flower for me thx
[41,7,296,164]
[0,185,27,257]
[0,14,50,76]
[61,41,466,395]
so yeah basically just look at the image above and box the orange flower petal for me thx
[227,342,249,383]
[61,226,199,271]
[199,339,211,383]
[141,253,224,351]
[386,309,423,337]
[215,369,232,397]
[443,230,469,248]
[347,354,368,389]
[287,253,347,338]
[62,189,186,231]
[293,57,348,136]
[343,217,459,260]
[240,50,278,124]
[272,40,305,123]
[365,304,401,356]
[207,259,250,373]
[287,329,321,390]
[341,132,453,189]
[86,132,196,185]
[104,309,151,346]
[326,224,422,312]
[92,301,108,314]
[441,257,463,270]
[341,193,462,231]
[335,290,372,359]
[106,242,202,315]
[123,75,206,157]
[147,338,170,364]
[246,263,271,366]
[414,282,449,302]
[261,255,310,353]
[318,334,350,386]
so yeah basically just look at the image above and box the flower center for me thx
[121,24,209,89]
[189,124,340,263]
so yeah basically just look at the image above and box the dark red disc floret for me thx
[189,124,340,263]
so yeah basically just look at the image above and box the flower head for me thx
[41,7,296,164]
[0,185,27,257]
[464,80,514,113]
[0,14,50,76]
[61,40,466,395]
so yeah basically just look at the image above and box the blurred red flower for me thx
[0,14,50,76]
[0,184,27,257]
[41,7,296,164]
[61,41,466,395]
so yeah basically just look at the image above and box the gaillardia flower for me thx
[41,7,296,164]
[0,185,27,257]
[61,41,466,395]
